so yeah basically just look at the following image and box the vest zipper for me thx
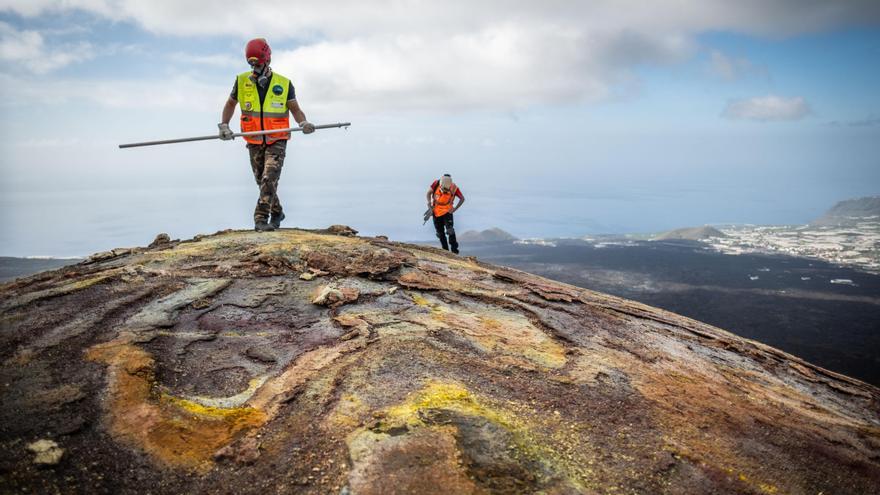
[260,83,266,145]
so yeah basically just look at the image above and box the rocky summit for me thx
[1,228,879,494]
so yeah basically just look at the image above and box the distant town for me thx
[707,217,880,275]
[509,196,880,276]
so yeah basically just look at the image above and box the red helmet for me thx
[245,38,271,66]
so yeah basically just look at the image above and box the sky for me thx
[1,1,879,256]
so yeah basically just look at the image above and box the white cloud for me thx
[1,1,878,111]
[268,20,697,112]
[19,137,82,147]
[168,52,239,68]
[722,95,811,122]
[0,72,228,111]
[272,26,674,112]
[4,1,879,38]
[708,50,763,80]
[0,20,94,73]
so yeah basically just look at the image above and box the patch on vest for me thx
[270,101,284,108]
[245,102,252,110]
[272,84,283,95]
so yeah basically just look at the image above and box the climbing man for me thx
[218,38,315,232]
[427,174,465,253]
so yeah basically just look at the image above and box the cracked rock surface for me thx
[1,228,879,494]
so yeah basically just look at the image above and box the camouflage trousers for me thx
[248,140,287,222]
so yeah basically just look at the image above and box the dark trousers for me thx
[433,213,458,253]
[248,140,287,222]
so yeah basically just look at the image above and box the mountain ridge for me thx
[812,196,880,226]
[457,227,518,243]
[654,225,727,241]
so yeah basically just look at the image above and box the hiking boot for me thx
[270,212,285,229]
[255,220,275,232]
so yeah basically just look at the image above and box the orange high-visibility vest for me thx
[433,184,458,217]
[236,71,291,145]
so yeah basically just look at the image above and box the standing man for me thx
[427,174,465,254]
[218,38,316,232]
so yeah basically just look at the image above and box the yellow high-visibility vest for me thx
[236,71,291,145]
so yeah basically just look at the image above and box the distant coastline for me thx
[0,257,81,283]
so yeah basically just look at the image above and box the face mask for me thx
[250,64,270,87]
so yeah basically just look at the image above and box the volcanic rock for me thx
[325,225,359,237]
[149,233,172,248]
[213,436,261,465]
[312,285,360,307]
[26,439,64,466]
[1,228,878,494]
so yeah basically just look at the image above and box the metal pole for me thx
[118,122,351,149]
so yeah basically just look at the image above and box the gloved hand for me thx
[218,123,234,140]
[299,120,316,134]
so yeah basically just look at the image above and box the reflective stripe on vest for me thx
[237,71,291,145]
[433,184,458,217]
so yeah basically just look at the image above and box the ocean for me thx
[0,180,833,257]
